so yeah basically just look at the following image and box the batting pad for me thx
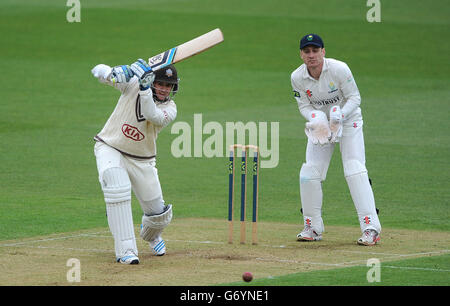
[107,201,138,258]
[140,204,173,242]
[102,167,137,258]
[101,167,131,204]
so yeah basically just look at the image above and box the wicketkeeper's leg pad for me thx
[140,204,173,242]
[343,159,381,233]
[299,163,324,233]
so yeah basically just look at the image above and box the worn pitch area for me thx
[0,218,448,285]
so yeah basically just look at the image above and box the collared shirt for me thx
[95,76,177,159]
[291,57,362,122]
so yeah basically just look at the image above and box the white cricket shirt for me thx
[291,57,362,123]
[95,76,177,159]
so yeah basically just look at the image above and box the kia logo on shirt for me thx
[122,124,145,141]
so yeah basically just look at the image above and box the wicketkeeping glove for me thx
[329,105,343,143]
[110,65,134,84]
[304,111,331,145]
[129,59,155,91]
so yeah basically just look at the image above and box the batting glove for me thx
[91,64,112,79]
[129,59,155,90]
[110,65,134,84]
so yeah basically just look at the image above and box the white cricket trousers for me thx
[94,141,166,217]
[299,124,381,234]
[94,142,166,258]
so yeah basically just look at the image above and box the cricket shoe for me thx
[296,225,322,241]
[149,236,166,256]
[117,250,139,265]
[357,229,380,246]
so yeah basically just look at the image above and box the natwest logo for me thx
[122,124,144,141]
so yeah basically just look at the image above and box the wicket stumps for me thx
[228,144,259,245]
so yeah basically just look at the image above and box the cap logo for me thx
[165,68,173,77]
[307,35,313,41]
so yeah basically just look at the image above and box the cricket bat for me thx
[147,28,224,71]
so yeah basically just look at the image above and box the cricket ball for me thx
[242,272,253,282]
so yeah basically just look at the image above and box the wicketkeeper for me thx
[91,60,179,264]
[291,34,381,246]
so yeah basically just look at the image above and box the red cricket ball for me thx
[242,272,253,282]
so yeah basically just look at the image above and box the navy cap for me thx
[300,34,324,49]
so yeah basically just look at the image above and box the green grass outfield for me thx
[0,0,449,286]
[222,254,450,286]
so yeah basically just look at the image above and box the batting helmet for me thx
[152,65,179,102]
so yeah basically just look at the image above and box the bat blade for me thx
[148,28,224,71]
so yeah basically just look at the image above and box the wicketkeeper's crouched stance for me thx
[91,60,179,264]
[291,34,381,246]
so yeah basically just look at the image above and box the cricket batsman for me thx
[291,34,381,246]
[91,60,179,264]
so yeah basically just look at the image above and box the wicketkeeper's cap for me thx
[300,33,324,49]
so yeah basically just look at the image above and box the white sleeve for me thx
[139,89,177,127]
[291,75,315,121]
[336,63,361,119]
